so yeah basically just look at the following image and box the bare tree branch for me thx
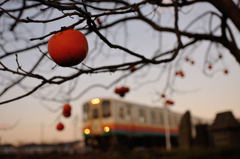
[0,0,239,105]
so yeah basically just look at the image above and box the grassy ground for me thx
[1,146,240,159]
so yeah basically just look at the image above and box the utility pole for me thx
[164,105,171,151]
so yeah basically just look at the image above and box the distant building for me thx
[178,111,192,148]
[194,124,210,147]
[178,110,240,148]
[210,111,240,147]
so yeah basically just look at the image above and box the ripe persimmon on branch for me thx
[0,0,239,105]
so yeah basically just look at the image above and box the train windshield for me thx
[83,103,89,120]
[83,99,111,120]
[102,100,111,117]
[92,108,99,119]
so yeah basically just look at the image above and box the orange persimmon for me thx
[48,29,88,67]
[63,104,71,112]
[63,111,71,118]
[56,122,64,131]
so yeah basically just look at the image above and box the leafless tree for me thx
[0,0,239,105]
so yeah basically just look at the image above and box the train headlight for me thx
[84,128,91,135]
[91,98,100,104]
[103,126,110,133]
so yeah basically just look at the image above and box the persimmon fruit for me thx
[96,18,102,26]
[114,88,121,94]
[185,57,190,62]
[208,64,213,70]
[165,100,175,106]
[63,104,71,112]
[63,111,71,118]
[190,60,195,65]
[223,69,229,75]
[62,104,72,118]
[175,70,185,78]
[122,86,130,93]
[48,29,88,67]
[129,65,137,72]
[56,122,64,131]
[161,94,166,98]
[114,86,130,98]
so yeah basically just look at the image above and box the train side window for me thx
[173,116,178,127]
[169,115,174,126]
[102,100,111,117]
[83,103,89,120]
[92,108,99,119]
[139,108,145,123]
[119,107,124,119]
[159,112,164,125]
[151,111,156,124]
[126,105,131,120]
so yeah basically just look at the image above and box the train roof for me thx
[84,97,161,107]
[84,97,182,114]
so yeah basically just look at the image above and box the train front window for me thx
[83,103,89,120]
[102,100,111,117]
[92,108,99,119]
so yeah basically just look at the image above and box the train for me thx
[82,97,203,149]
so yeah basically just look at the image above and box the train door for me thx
[89,99,103,135]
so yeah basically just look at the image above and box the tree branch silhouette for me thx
[0,0,239,104]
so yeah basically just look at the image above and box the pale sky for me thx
[0,1,240,145]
